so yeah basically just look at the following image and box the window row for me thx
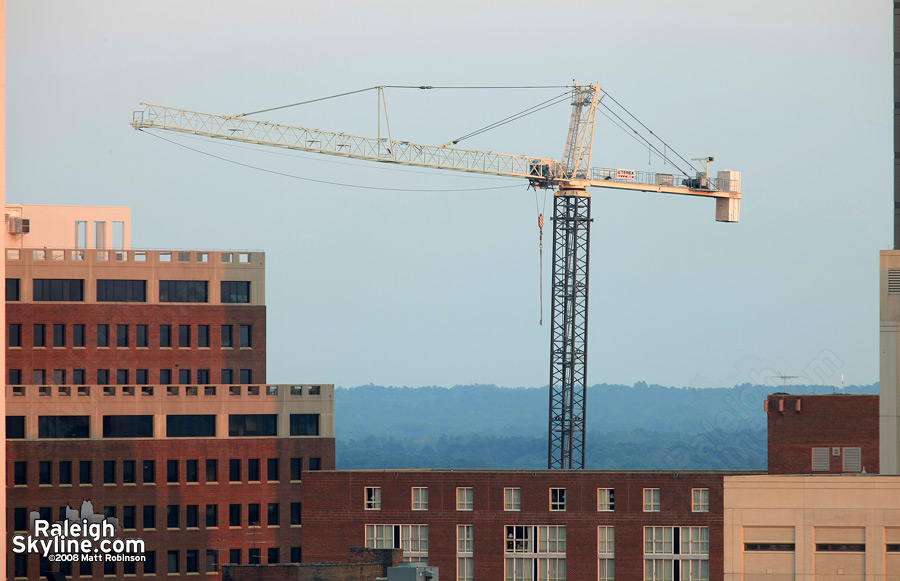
[361,486,709,513]
[8,322,253,349]
[10,456,321,486]
[9,366,255,386]
[6,278,251,304]
[9,383,320,399]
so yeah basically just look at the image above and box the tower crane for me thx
[131,83,742,469]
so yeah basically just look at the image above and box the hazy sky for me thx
[7,1,889,389]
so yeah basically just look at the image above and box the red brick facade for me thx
[766,394,879,475]
[303,470,737,581]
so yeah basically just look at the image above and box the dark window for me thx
[186,505,199,528]
[290,458,302,480]
[39,461,52,484]
[117,324,129,347]
[143,505,156,529]
[229,459,242,482]
[267,503,279,526]
[206,459,218,483]
[159,280,208,303]
[9,369,21,384]
[248,459,260,481]
[816,544,866,552]
[124,560,136,575]
[104,558,117,576]
[267,548,280,564]
[123,506,136,529]
[167,550,179,573]
[53,324,65,347]
[206,504,218,527]
[103,415,152,438]
[97,369,109,384]
[248,503,261,526]
[240,325,252,347]
[309,458,321,471]
[14,507,28,531]
[52,369,66,384]
[136,369,149,384]
[198,325,210,347]
[59,461,72,484]
[229,504,241,527]
[167,460,179,483]
[249,548,261,565]
[33,279,84,301]
[96,279,146,302]
[33,323,45,347]
[103,461,116,484]
[744,543,797,551]
[290,502,301,525]
[73,369,85,383]
[197,369,210,384]
[14,461,28,485]
[9,323,21,347]
[221,368,234,383]
[178,368,191,384]
[167,505,179,528]
[96,324,108,347]
[160,324,171,347]
[143,460,156,484]
[6,278,20,301]
[123,461,136,484]
[229,414,277,437]
[7,416,25,439]
[116,369,129,384]
[166,415,216,437]
[267,458,279,481]
[160,369,172,384]
[14,553,27,577]
[290,414,320,436]
[229,549,241,565]
[136,324,148,347]
[221,281,251,303]
[73,324,85,347]
[888,544,900,552]
[290,547,301,563]
[240,368,253,384]
[186,549,199,573]
[186,460,198,483]
[39,416,89,438]
[179,324,191,347]
[144,551,156,574]
[221,325,233,347]
[79,461,92,484]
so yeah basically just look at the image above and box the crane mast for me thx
[132,83,741,470]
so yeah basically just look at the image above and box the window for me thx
[598,488,615,511]
[599,526,615,581]
[291,458,302,480]
[240,324,252,347]
[504,525,565,581]
[692,488,709,512]
[267,547,280,564]
[73,324,85,347]
[206,459,218,483]
[159,324,171,348]
[34,323,46,347]
[178,324,191,347]
[366,487,382,510]
[205,504,219,528]
[7,277,20,301]
[240,368,253,383]
[103,461,116,484]
[267,458,279,481]
[230,459,242,482]
[15,507,28,531]
[33,279,84,301]
[812,447,831,471]
[160,280,208,302]
[53,324,65,347]
[229,504,241,527]
[248,458,261,482]
[644,526,709,581]
[167,505,180,528]
[123,461,136,484]
[186,505,199,528]
[9,323,21,347]
[33,369,46,384]
[166,415,216,437]
[309,457,322,471]
[117,324,129,347]
[167,460,179,483]
[143,505,156,529]
[221,325,233,347]
[843,447,862,472]
[59,461,72,484]
[73,369,85,384]
[11,463,27,487]
[458,524,474,581]
[197,324,210,348]
[123,505,136,529]
[229,549,241,565]
[143,460,156,484]
[158,369,171,384]
[249,548,261,565]
[38,416,89,438]
[268,503,280,526]
[365,524,429,561]
[135,368,149,384]
[79,461,92,484]
[221,280,251,303]
[206,550,219,573]
[291,502,301,525]
[229,414,277,437]
[221,368,234,383]
[457,487,473,511]
[97,279,146,302]
[186,459,199,483]
[643,488,661,512]
[290,414,320,436]
[550,488,566,511]
[96,368,109,384]
[167,550,180,573]
[116,369,129,384]
[178,368,191,384]
[412,487,429,510]
[144,551,156,575]
[7,416,25,439]
[458,524,474,553]
[186,549,199,573]
[505,487,521,511]
[95,323,108,347]
[39,461,52,484]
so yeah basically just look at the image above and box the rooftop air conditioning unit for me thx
[8,217,29,234]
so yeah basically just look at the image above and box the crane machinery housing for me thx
[131,83,742,469]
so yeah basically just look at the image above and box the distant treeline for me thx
[334,382,876,470]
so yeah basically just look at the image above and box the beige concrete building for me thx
[882,251,900,476]
[724,475,900,580]
[4,204,130,249]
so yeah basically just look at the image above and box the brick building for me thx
[5,206,336,580]
[766,393,879,475]
[302,469,752,581]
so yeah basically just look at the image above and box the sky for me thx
[6,1,889,389]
